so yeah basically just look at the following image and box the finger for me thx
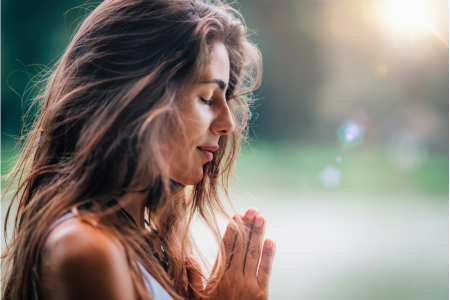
[222,215,240,270]
[186,256,204,300]
[210,214,240,278]
[208,214,241,285]
[257,239,276,290]
[229,208,259,273]
[244,215,265,277]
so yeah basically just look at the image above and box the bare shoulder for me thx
[40,217,138,300]
[42,217,124,265]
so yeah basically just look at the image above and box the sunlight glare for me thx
[388,0,430,33]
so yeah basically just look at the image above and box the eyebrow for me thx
[201,79,227,91]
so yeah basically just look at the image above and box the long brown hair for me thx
[2,0,262,299]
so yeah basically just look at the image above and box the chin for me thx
[172,169,204,186]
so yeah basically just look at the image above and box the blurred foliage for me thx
[3,0,449,145]
[2,0,448,193]
[2,0,94,141]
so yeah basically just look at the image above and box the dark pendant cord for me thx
[106,198,171,275]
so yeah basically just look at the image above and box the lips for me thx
[197,145,219,152]
[197,145,219,162]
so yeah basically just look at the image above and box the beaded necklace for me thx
[107,199,171,274]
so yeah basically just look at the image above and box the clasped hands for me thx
[186,208,276,300]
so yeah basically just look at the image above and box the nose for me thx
[211,101,235,135]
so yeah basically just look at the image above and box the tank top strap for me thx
[138,262,174,300]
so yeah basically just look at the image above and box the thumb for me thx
[186,256,204,300]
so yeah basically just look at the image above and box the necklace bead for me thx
[107,198,171,276]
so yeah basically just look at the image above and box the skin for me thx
[159,42,235,185]
[40,43,275,300]
[187,209,276,300]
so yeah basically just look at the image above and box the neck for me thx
[115,192,147,229]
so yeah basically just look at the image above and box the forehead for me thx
[203,43,230,84]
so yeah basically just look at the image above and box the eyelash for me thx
[200,97,230,106]
[200,97,213,106]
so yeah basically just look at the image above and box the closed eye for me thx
[200,97,213,106]
[200,96,231,106]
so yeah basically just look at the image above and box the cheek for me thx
[159,104,212,184]
[180,103,214,151]
[184,103,211,132]
[162,145,205,185]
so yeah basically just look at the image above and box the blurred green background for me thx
[2,0,448,299]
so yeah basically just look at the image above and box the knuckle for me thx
[251,225,264,234]
[244,219,254,227]
[248,248,260,259]
[264,249,274,258]
[261,265,271,276]
[224,240,234,252]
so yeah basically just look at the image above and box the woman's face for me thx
[161,43,235,185]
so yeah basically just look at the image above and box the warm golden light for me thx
[388,0,430,33]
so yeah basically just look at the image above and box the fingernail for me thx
[264,240,273,249]
[245,208,258,219]
[254,215,264,227]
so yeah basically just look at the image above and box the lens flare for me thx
[336,120,365,148]
[319,166,341,188]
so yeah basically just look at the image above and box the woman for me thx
[2,0,276,299]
